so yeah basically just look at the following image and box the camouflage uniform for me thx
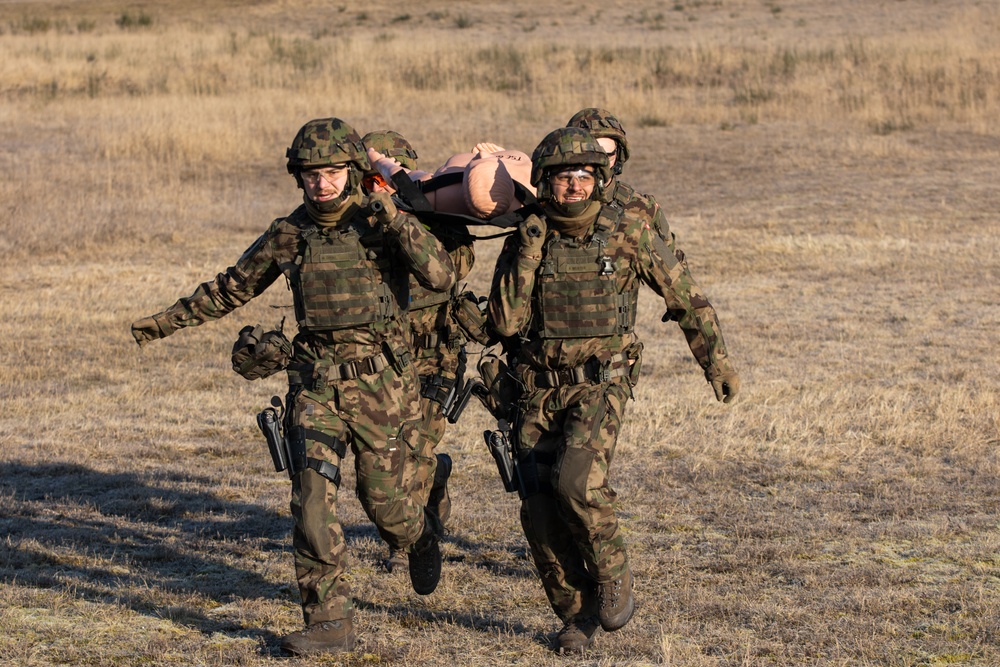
[405,240,474,521]
[132,119,456,629]
[488,127,737,637]
[566,108,740,403]
[567,107,651,210]
[361,130,480,525]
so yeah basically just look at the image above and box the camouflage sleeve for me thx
[637,204,731,372]
[391,213,457,292]
[148,221,285,335]
[451,240,475,282]
[430,221,476,282]
[487,235,537,338]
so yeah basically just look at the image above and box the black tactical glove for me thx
[130,313,173,347]
[705,358,740,404]
[518,214,546,259]
[368,191,407,233]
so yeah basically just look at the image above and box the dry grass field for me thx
[1,0,999,665]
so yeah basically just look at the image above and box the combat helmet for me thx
[530,126,611,201]
[286,118,370,196]
[566,108,629,175]
[362,130,419,171]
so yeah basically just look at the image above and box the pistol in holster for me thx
[484,418,518,494]
[256,396,296,479]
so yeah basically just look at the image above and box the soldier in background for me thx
[488,126,739,654]
[567,107,739,403]
[565,108,632,201]
[360,130,481,571]
[130,118,456,656]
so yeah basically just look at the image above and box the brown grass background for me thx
[1,1,999,665]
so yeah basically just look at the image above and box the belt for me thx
[288,350,400,390]
[412,332,441,350]
[325,352,390,381]
[528,352,629,389]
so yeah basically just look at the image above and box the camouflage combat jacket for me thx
[406,226,475,378]
[149,202,455,365]
[488,194,730,376]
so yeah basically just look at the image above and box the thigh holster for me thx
[288,425,348,487]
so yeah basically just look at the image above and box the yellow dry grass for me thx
[1,1,999,665]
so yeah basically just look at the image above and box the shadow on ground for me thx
[0,461,290,643]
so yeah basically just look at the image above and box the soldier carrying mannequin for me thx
[131,117,457,656]
[487,126,739,655]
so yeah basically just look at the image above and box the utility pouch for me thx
[625,341,644,387]
[478,354,517,420]
[451,291,496,346]
[421,374,457,407]
[232,321,292,381]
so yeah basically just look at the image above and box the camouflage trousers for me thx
[408,340,463,524]
[288,363,426,625]
[410,393,451,523]
[515,379,631,622]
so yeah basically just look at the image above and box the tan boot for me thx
[598,568,635,631]
[384,547,407,573]
[280,617,357,656]
[556,616,602,654]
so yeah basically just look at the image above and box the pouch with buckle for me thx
[452,291,496,346]
[231,322,293,381]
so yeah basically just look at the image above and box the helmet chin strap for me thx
[309,188,351,213]
[551,199,593,217]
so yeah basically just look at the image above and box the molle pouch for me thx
[451,291,496,346]
[477,354,517,419]
[231,324,293,381]
[625,341,644,387]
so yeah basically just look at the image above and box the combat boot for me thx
[408,511,443,595]
[280,617,357,656]
[427,453,452,526]
[598,567,635,631]
[556,615,602,654]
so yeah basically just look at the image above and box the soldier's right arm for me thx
[130,222,287,347]
[487,215,546,338]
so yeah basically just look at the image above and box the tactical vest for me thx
[289,223,397,332]
[532,203,638,339]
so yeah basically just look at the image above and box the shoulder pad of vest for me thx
[612,180,635,205]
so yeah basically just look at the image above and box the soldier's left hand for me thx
[131,311,177,347]
[706,362,740,403]
[131,316,165,347]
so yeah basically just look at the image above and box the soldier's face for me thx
[301,163,350,202]
[597,137,618,169]
[549,167,596,204]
